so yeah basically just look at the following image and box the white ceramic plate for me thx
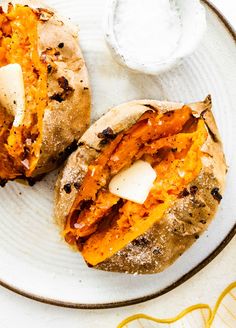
[0,0,235,308]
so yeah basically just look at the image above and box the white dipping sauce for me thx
[113,0,182,64]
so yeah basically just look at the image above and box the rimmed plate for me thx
[0,0,235,309]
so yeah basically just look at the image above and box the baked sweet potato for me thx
[55,96,226,274]
[0,0,90,185]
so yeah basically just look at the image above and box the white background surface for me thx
[0,1,235,327]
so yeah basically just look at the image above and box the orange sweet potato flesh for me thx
[64,107,208,266]
[0,4,47,183]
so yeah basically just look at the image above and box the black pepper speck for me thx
[211,188,222,202]
[64,183,72,194]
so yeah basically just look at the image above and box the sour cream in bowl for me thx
[105,0,206,75]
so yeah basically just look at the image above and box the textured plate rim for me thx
[0,0,235,309]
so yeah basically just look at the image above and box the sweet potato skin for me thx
[55,96,226,274]
[1,0,91,177]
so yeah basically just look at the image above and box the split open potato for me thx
[55,96,226,274]
[0,0,90,185]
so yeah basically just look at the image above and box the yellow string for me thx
[117,304,211,328]
[117,281,236,328]
[207,281,236,327]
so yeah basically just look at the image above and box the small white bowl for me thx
[105,0,206,75]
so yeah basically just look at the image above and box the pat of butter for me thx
[0,64,25,127]
[109,160,157,204]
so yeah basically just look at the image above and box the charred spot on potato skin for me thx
[178,188,190,198]
[63,183,72,194]
[98,127,116,139]
[58,76,74,93]
[132,237,149,247]
[26,177,36,187]
[190,185,198,195]
[50,93,64,103]
[200,219,207,224]
[98,127,117,146]
[0,179,7,188]
[99,139,110,146]
[211,188,222,202]
[50,77,74,102]
[143,104,156,111]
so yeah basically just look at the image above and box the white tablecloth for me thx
[0,1,235,327]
